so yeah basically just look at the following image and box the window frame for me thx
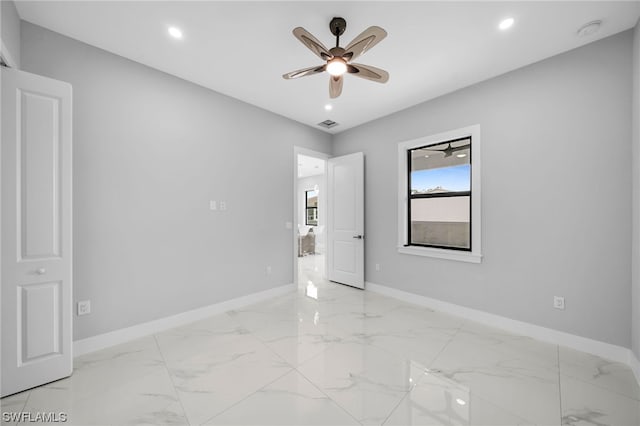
[397,125,482,263]
[305,189,318,226]
[407,136,472,252]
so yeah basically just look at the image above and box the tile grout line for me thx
[385,319,464,426]
[10,389,33,423]
[3,389,34,426]
[198,367,295,425]
[425,320,466,370]
[379,387,411,426]
[421,321,548,425]
[152,334,191,425]
[198,310,299,425]
[19,391,31,416]
[379,315,466,425]
[556,355,640,402]
[288,290,467,426]
[293,365,364,426]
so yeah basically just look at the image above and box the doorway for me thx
[293,147,365,291]
[293,148,328,289]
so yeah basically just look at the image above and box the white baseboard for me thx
[366,281,633,368]
[73,283,296,357]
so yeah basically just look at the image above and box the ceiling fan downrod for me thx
[329,17,347,48]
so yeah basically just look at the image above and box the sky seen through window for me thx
[411,164,470,193]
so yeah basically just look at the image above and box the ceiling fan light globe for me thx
[327,59,347,76]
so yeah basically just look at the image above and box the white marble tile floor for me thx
[1,254,638,425]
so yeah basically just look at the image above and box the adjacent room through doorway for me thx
[296,153,326,292]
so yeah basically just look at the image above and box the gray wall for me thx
[0,0,20,67]
[20,22,331,340]
[632,19,640,359]
[333,31,633,347]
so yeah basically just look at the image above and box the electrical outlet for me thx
[220,201,227,211]
[78,300,91,316]
[553,296,565,310]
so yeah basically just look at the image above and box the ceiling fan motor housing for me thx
[330,17,347,37]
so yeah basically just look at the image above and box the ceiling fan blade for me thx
[343,26,387,62]
[282,65,326,80]
[293,27,333,61]
[329,75,343,98]
[425,143,469,157]
[347,63,389,83]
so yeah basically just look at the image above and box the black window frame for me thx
[305,189,318,226]
[407,136,472,252]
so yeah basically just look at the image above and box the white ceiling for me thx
[15,1,640,134]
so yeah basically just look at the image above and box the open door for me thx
[327,152,364,289]
[1,67,73,396]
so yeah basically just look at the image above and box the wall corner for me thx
[631,17,640,359]
[0,0,21,68]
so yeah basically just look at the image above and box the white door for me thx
[327,152,364,289]
[1,67,73,397]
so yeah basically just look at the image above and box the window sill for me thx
[397,246,482,263]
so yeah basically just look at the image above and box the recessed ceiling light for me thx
[168,26,183,39]
[499,17,515,31]
[424,155,430,158]
[324,104,333,111]
[456,153,467,158]
[577,20,602,37]
[456,398,466,406]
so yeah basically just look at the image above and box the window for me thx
[305,190,318,226]
[408,137,471,250]
[397,125,482,263]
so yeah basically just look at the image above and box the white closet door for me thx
[1,67,73,396]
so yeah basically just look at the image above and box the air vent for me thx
[318,119,339,129]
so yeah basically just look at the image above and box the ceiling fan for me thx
[422,142,470,158]
[282,17,389,98]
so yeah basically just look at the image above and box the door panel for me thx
[2,67,73,397]
[327,152,364,289]
[333,165,356,231]
[20,91,62,259]
[19,281,62,363]
[333,241,356,273]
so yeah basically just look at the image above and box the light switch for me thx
[209,200,217,210]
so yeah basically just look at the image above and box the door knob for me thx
[353,235,363,239]
[36,268,46,275]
